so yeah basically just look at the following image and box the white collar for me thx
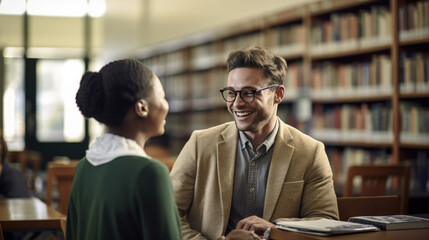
[86,133,148,166]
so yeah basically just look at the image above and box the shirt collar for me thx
[238,119,279,153]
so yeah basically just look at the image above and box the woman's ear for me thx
[135,99,149,118]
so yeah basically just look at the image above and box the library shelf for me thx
[310,44,392,60]
[400,143,429,150]
[136,0,429,197]
[311,95,392,103]
[400,36,429,47]
[399,92,429,99]
[322,140,393,148]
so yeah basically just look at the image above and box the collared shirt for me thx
[226,120,279,234]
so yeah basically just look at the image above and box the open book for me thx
[348,215,429,230]
[276,218,379,236]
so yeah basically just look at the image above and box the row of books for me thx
[222,32,265,60]
[399,51,429,93]
[141,50,186,77]
[326,147,392,187]
[165,109,232,138]
[400,102,429,145]
[272,24,305,46]
[269,24,305,57]
[283,62,304,101]
[190,69,228,110]
[311,54,392,100]
[310,5,392,54]
[311,103,393,143]
[151,50,427,103]
[144,32,266,75]
[191,43,223,70]
[162,61,305,112]
[141,1,429,77]
[161,74,188,111]
[399,0,429,40]
[161,69,228,112]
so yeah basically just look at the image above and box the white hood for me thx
[86,133,148,166]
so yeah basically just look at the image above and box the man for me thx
[170,46,339,240]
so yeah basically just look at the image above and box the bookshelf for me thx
[137,0,429,198]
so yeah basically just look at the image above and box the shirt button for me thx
[250,187,254,193]
[251,161,255,167]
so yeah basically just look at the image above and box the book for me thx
[275,218,379,236]
[348,215,429,230]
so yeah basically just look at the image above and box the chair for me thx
[145,144,176,171]
[343,164,410,214]
[45,160,79,214]
[337,196,401,221]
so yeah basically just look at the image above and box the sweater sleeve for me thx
[137,161,182,240]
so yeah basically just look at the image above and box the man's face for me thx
[226,67,281,135]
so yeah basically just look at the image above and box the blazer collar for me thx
[216,119,295,227]
[217,122,238,233]
[263,118,294,220]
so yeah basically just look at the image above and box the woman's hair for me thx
[75,59,153,126]
[226,46,287,86]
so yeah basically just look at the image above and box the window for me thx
[3,58,25,150]
[36,59,85,142]
[0,0,106,17]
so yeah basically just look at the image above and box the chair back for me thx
[145,144,176,171]
[337,195,401,221]
[343,164,410,214]
[45,160,79,214]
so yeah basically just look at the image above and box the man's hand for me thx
[218,229,263,240]
[236,216,274,237]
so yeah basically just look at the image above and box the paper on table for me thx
[276,218,379,236]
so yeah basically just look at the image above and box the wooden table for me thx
[0,198,66,240]
[270,227,429,240]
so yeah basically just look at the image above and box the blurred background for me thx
[1,0,429,214]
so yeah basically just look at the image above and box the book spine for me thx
[349,218,387,230]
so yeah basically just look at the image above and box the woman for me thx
[67,59,181,240]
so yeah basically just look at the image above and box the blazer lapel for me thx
[217,123,238,233]
[263,120,294,220]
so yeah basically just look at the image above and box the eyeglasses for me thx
[219,84,279,103]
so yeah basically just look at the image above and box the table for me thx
[270,227,429,240]
[0,198,66,240]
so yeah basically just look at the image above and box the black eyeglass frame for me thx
[219,84,280,103]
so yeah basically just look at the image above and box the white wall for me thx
[0,0,320,56]
[0,15,103,50]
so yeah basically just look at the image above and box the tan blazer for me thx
[170,119,339,240]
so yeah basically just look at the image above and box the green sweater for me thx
[66,156,181,240]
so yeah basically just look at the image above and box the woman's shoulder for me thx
[117,155,169,174]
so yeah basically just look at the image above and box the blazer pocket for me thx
[272,180,304,218]
[281,180,304,200]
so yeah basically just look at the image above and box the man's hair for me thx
[226,46,287,85]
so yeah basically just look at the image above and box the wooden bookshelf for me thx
[137,0,429,196]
